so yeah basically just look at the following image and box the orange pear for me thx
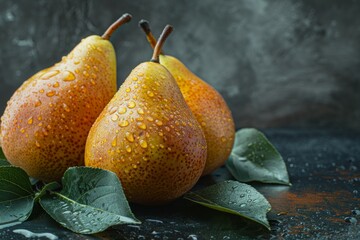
[85,25,207,205]
[0,14,132,182]
[139,20,235,175]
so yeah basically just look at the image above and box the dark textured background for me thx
[0,0,359,130]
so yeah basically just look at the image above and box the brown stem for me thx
[138,20,158,49]
[151,25,173,63]
[102,13,132,40]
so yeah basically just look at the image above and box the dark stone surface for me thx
[0,0,360,129]
[0,128,359,239]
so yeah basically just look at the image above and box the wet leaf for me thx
[34,182,61,201]
[0,166,35,224]
[184,180,271,230]
[40,167,140,234]
[226,128,290,185]
[0,148,6,160]
[0,159,10,167]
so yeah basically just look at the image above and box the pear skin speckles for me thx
[0,35,117,182]
[85,62,207,205]
[159,55,235,176]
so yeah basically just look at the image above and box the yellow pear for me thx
[0,14,132,182]
[139,20,235,175]
[85,25,207,205]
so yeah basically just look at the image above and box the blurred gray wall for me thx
[0,0,359,130]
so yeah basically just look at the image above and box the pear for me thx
[139,20,235,175]
[85,25,207,205]
[0,14,132,182]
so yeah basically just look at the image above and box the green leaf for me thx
[40,167,140,234]
[184,180,271,230]
[0,159,10,167]
[0,147,6,159]
[34,182,61,202]
[226,128,290,185]
[0,166,35,224]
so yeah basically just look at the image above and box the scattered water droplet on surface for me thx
[137,108,144,115]
[126,132,134,142]
[111,115,119,121]
[128,101,136,109]
[140,140,148,148]
[137,122,147,130]
[155,120,163,126]
[63,71,76,81]
[46,90,56,97]
[126,146,132,153]
[63,103,70,112]
[118,107,127,114]
[41,70,60,80]
[119,120,129,127]
[344,217,357,224]
[112,138,117,147]
[27,117,33,125]
[147,91,154,97]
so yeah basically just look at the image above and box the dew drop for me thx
[240,203,246,207]
[109,106,118,114]
[34,100,42,107]
[27,117,33,125]
[126,87,131,93]
[128,101,136,109]
[63,103,70,112]
[119,120,129,127]
[140,140,148,148]
[39,89,44,93]
[63,71,76,81]
[126,146,132,153]
[137,122,147,130]
[159,144,165,149]
[137,72,144,77]
[112,138,117,147]
[132,164,137,169]
[35,141,41,148]
[147,116,154,122]
[125,132,134,142]
[118,107,127,114]
[46,90,56,97]
[83,71,89,77]
[165,126,170,132]
[147,91,154,97]
[221,137,226,142]
[41,70,60,80]
[132,77,138,81]
[90,79,96,85]
[155,120,163,126]
[111,115,119,122]
[201,122,207,127]
[137,108,144,115]
[20,128,25,133]
[53,82,60,88]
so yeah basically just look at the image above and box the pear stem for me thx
[139,20,157,49]
[150,25,173,63]
[102,13,132,40]
[139,20,165,54]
